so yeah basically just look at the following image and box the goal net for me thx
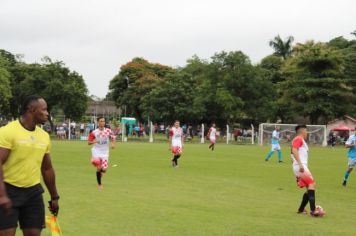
[258,123,327,146]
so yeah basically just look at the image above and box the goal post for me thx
[259,123,327,147]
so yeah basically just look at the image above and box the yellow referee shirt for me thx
[0,120,51,187]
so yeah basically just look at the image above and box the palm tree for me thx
[351,30,356,38]
[269,35,294,59]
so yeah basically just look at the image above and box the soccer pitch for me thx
[37,141,355,236]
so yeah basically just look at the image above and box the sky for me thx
[1,0,355,97]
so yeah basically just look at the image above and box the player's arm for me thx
[88,132,97,145]
[206,128,211,139]
[110,130,116,149]
[0,147,11,214]
[292,145,304,173]
[41,153,59,215]
[168,129,173,150]
[181,131,184,149]
[345,137,356,148]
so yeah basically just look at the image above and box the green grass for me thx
[30,141,356,236]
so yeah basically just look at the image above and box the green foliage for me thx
[0,50,88,120]
[109,52,277,125]
[108,58,175,121]
[269,35,294,59]
[0,55,12,114]
[279,41,354,124]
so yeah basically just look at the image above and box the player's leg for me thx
[277,148,282,162]
[91,158,103,187]
[343,167,353,186]
[98,158,109,189]
[265,148,274,161]
[210,140,215,151]
[300,169,317,216]
[343,159,355,186]
[174,154,181,166]
[171,155,176,167]
[307,183,317,216]
[297,191,309,214]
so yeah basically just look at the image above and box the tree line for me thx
[0,50,88,124]
[107,34,356,126]
[1,33,355,127]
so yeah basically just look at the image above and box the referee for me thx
[0,95,60,236]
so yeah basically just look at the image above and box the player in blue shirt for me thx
[342,128,356,186]
[265,126,282,162]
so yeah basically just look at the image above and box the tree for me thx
[7,57,88,121]
[108,58,175,122]
[328,36,350,49]
[279,41,354,124]
[0,55,12,115]
[269,35,294,59]
[351,30,356,38]
[140,71,202,124]
[259,55,284,83]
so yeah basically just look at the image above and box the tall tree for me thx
[6,56,88,120]
[279,41,353,124]
[0,55,12,115]
[269,35,294,59]
[108,58,175,122]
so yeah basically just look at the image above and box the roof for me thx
[327,115,356,125]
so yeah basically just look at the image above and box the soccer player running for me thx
[88,117,116,189]
[0,95,60,236]
[169,120,184,168]
[342,127,356,186]
[207,123,217,151]
[291,125,322,216]
[265,126,282,162]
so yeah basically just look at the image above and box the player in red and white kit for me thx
[169,120,184,167]
[88,117,116,189]
[207,123,217,151]
[291,125,322,217]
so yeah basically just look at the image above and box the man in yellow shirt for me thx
[0,95,60,236]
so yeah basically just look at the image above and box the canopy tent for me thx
[332,124,355,131]
[121,117,136,140]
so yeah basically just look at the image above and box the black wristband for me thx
[51,195,60,200]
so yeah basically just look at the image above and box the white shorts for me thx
[292,164,315,188]
[293,164,309,177]
[271,144,281,151]
[348,158,356,168]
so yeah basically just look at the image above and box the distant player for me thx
[291,125,322,216]
[169,120,184,167]
[88,117,116,189]
[342,127,356,186]
[207,123,218,151]
[265,126,282,162]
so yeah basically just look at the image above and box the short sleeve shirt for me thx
[0,120,51,187]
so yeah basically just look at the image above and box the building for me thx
[326,115,356,134]
[86,101,121,117]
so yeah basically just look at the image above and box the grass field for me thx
[32,141,356,236]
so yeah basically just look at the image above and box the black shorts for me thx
[0,183,45,230]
